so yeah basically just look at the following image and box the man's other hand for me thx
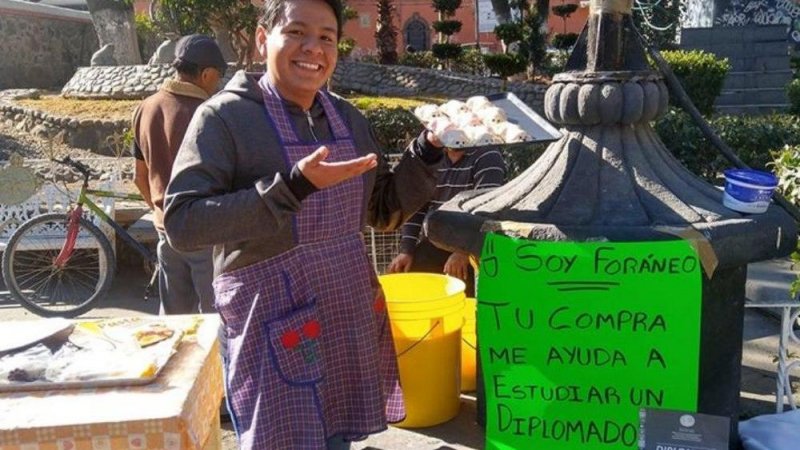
[444,252,469,281]
[388,253,414,273]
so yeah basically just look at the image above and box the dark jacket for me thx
[164,71,441,275]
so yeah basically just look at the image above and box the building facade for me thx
[344,0,587,57]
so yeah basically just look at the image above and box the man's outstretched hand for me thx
[299,146,378,189]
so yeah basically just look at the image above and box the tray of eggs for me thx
[414,92,562,151]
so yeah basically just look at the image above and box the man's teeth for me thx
[296,62,320,70]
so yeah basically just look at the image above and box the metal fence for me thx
[364,153,403,274]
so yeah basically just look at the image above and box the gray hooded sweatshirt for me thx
[163,71,441,276]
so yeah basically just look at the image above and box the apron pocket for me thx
[264,301,324,385]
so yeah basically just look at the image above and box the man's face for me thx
[258,0,339,107]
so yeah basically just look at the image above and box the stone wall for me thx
[332,61,548,113]
[62,65,176,99]
[62,61,548,112]
[0,99,128,156]
[0,0,98,90]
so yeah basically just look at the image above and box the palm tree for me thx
[375,0,399,64]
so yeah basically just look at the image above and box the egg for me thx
[466,96,492,111]
[439,100,470,118]
[414,104,445,124]
[440,128,472,148]
[478,106,508,125]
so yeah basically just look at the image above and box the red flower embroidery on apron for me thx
[281,330,301,349]
[302,320,321,339]
[282,321,323,363]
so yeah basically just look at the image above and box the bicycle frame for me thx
[73,186,157,265]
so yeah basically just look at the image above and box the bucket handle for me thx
[396,320,441,358]
[462,338,476,350]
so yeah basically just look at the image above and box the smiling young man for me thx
[163,1,444,449]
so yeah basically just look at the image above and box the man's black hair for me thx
[172,59,202,78]
[260,0,343,39]
[172,59,223,78]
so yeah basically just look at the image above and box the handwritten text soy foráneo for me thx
[594,246,698,275]
[511,243,698,275]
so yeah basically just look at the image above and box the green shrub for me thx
[494,23,524,44]
[432,43,463,61]
[451,47,488,75]
[362,107,424,153]
[432,20,463,35]
[787,78,800,115]
[551,33,578,50]
[398,51,438,69]
[660,50,730,116]
[502,144,548,178]
[551,4,579,17]
[483,53,527,89]
[768,144,800,296]
[432,0,462,12]
[770,144,800,206]
[655,108,800,181]
[134,13,161,60]
[338,37,356,58]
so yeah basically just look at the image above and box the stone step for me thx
[724,70,793,90]
[716,87,789,106]
[728,55,791,72]
[691,41,791,59]
[682,25,789,46]
[715,103,790,115]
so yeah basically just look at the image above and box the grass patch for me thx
[14,95,140,121]
[13,94,441,120]
[346,95,443,111]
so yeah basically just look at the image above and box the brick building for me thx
[343,0,587,56]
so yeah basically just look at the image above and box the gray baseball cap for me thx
[174,34,227,72]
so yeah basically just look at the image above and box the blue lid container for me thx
[723,169,778,188]
[722,169,779,214]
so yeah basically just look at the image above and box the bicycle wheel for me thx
[2,213,115,318]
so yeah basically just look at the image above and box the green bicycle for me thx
[1,157,158,318]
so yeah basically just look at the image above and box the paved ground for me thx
[0,259,797,449]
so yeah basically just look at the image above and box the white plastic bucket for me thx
[722,169,778,214]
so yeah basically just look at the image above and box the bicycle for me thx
[1,157,158,318]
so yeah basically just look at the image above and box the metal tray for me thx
[0,322,182,392]
[0,371,163,392]
[417,91,562,152]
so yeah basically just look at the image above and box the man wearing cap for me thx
[132,34,227,314]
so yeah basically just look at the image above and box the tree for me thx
[375,0,399,64]
[551,2,578,50]
[483,0,548,82]
[491,0,549,29]
[86,0,142,64]
[633,0,681,49]
[339,1,359,58]
[150,0,259,69]
[432,0,463,69]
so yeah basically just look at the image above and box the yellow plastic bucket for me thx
[379,273,465,428]
[461,298,477,392]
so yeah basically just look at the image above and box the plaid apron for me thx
[212,81,405,450]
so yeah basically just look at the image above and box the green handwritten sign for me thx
[478,234,702,450]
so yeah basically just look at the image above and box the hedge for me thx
[656,108,800,181]
[660,50,730,116]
